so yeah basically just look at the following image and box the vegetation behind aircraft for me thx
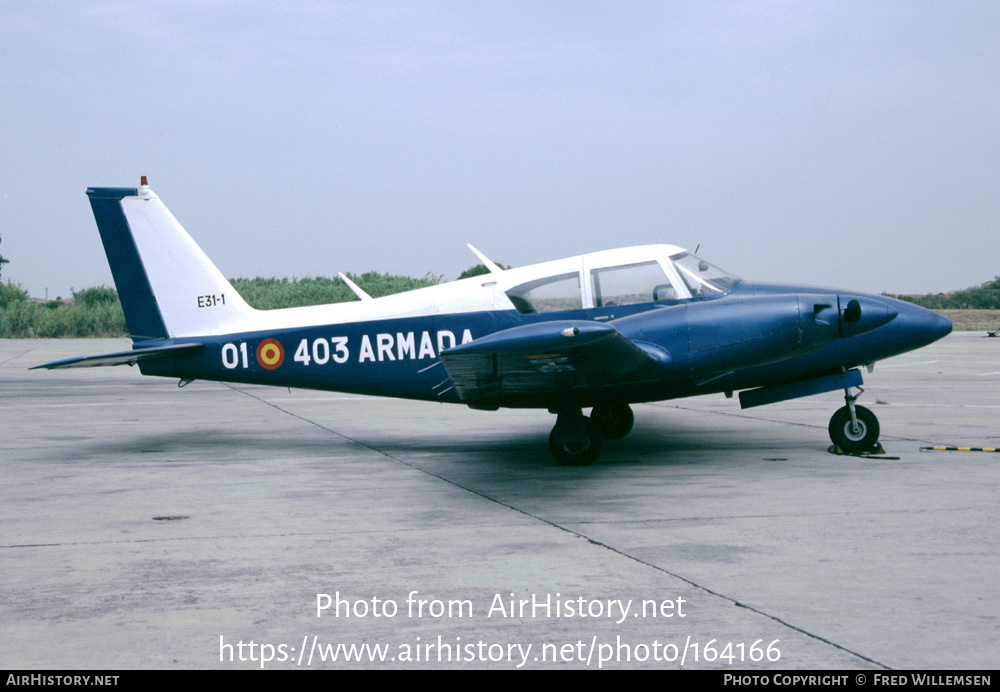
[0,271,444,337]
[1,266,997,338]
[885,277,1000,310]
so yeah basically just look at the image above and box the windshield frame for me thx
[669,252,740,297]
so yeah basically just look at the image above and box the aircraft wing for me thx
[30,342,204,370]
[438,321,669,408]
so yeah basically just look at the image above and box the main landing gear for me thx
[549,404,634,465]
[547,389,884,463]
[591,402,635,439]
[828,386,881,452]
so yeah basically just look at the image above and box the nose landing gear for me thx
[829,386,881,452]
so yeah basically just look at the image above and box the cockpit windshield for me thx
[670,252,738,297]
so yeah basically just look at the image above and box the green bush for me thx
[350,271,443,298]
[0,299,33,336]
[230,276,357,310]
[72,285,119,307]
[0,281,28,308]
[0,299,128,338]
[888,277,1000,310]
[230,273,442,310]
[457,262,511,280]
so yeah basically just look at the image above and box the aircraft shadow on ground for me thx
[75,417,813,470]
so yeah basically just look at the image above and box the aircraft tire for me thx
[591,403,635,439]
[549,416,603,466]
[828,405,880,452]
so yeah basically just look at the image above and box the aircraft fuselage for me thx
[138,280,951,410]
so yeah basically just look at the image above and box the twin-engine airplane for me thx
[35,179,953,464]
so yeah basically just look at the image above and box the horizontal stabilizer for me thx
[31,343,204,370]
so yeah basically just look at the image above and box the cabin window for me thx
[506,273,582,314]
[591,261,676,307]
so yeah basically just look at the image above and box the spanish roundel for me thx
[256,338,284,370]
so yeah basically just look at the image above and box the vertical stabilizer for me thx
[87,181,256,339]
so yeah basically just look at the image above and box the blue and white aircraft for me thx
[35,179,953,464]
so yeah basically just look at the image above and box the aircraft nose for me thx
[889,301,953,348]
[924,308,954,340]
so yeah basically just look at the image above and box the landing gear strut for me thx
[828,386,881,452]
[549,409,603,466]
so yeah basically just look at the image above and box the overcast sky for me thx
[2,1,997,299]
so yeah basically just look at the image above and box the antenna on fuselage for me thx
[466,244,504,274]
[338,272,372,301]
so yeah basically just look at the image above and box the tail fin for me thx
[87,180,256,339]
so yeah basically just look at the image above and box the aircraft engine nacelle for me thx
[837,296,898,338]
[618,293,897,380]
